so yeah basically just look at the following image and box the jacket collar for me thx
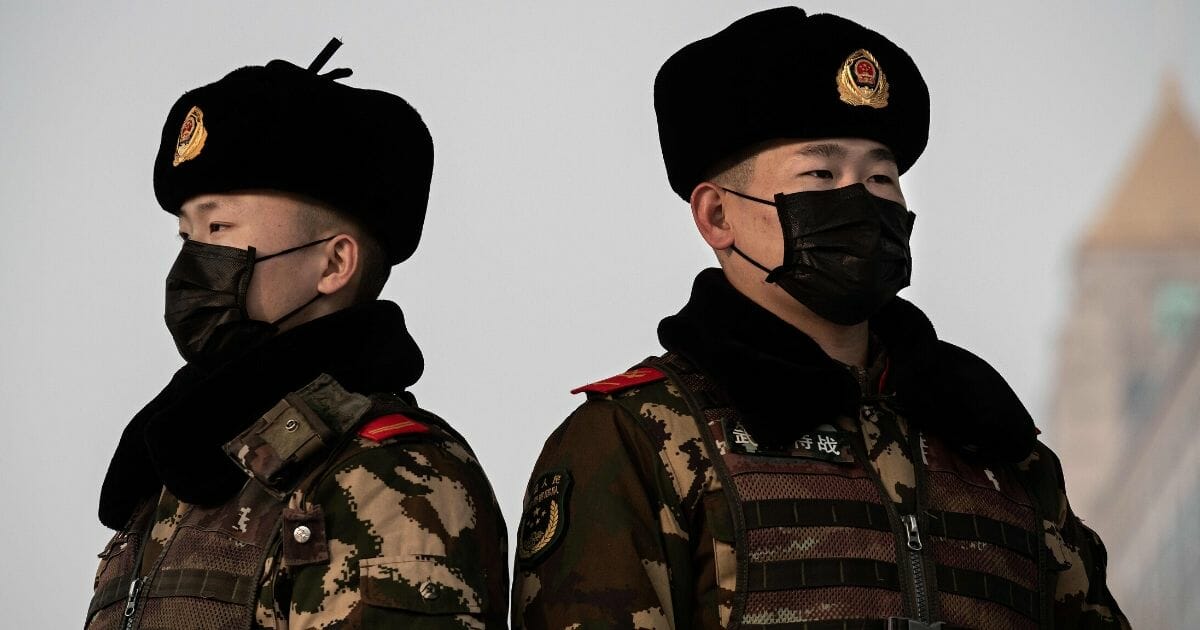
[658,269,1036,462]
[99,300,423,529]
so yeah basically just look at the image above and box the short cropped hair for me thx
[701,141,770,191]
[296,202,391,303]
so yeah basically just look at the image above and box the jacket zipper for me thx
[121,526,151,630]
[847,361,934,623]
[902,513,929,621]
[122,577,145,630]
[118,499,177,630]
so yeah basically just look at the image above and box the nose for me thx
[835,172,863,188]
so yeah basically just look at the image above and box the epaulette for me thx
[357,413,430,442]
[570,366,667,395]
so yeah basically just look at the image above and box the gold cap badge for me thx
[837,49,889,109]
[172,106,207,166]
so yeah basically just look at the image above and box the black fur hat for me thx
[153,40,433,264]
[654,7,930,200]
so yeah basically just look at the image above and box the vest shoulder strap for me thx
[597,355,720,515]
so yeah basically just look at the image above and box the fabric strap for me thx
[143,567,259,605]
[744,557,1039,622]
[742,499,1038,559]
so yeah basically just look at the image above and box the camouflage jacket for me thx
[513,270,1127,629]
[88,302,508,629]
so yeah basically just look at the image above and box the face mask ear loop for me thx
[720,187,777,207]
[270,292,324,328]
[728,244,782,286]
[254,235,337,263]
[721,188,786,284]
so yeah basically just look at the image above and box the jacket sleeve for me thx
[513,399,692,630]
[1034,445,1130,629]
[286,436,509,629]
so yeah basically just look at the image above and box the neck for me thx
[275,292,356,333]
[725,268,870,367]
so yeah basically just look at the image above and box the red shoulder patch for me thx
[570,367,666,395]
[358,414,429,442]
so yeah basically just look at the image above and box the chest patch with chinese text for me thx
[726,421,854,463]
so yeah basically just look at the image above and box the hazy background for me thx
[2,2,1196,627]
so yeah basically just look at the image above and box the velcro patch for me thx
[358,414,428,442]
[570,367,666,395]
[517,469,572,567]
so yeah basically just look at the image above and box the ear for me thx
[691,182,735,250]
[316,234,359,296]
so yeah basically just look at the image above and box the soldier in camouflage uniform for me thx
[514,9,1127,629]
[87,40,507,629]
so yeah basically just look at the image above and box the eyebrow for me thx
[867,147,897,164]
[177,200,223,237]
[797,143,847,159]
[179,200,221,222]
[795,143,898,165]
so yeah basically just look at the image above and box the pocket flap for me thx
[359,555,486,614]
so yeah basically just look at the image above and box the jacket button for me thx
[419,582,438,600]
[293,525,312,544]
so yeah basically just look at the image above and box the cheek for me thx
[753,209,782,236]
[242,265,271,320]
[244,262,297,320]
[733,208,786,265]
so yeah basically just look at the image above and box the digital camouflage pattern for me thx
[87,375,508,629]
[513,357,1129,629]
[259,424,507,628]
[514,368,723,629]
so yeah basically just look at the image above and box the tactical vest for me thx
[645,354,1049,630]
[85,375,435,630]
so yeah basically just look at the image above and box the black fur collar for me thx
[658,269,1036,462]
[98,300,423,529]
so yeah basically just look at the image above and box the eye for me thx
[803,170,834,179]
[868,174,895,184]
[209,223,228,234]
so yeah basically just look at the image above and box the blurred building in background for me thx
[1051,76,1200,628]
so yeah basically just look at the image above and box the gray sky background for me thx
[2,2,1197,626]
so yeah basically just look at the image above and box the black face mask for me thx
[164,236,334,365]
[723,183,916,325]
